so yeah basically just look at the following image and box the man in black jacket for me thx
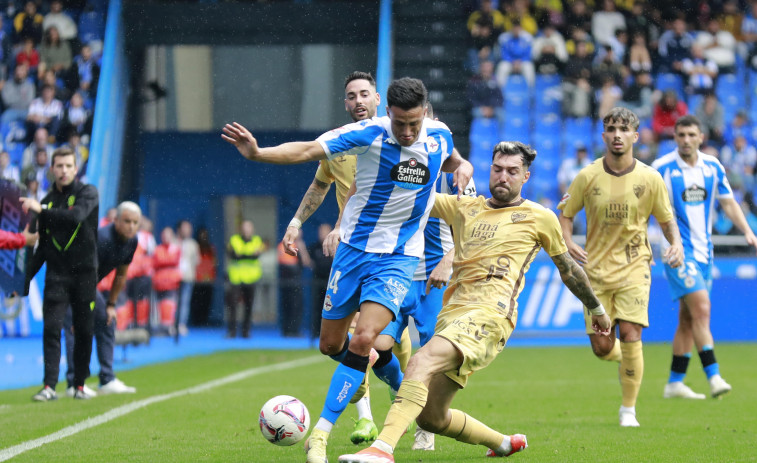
[21,146,99,402]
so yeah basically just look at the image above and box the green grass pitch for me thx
[1,343,756,462]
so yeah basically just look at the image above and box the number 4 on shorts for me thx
[328,270,342,294]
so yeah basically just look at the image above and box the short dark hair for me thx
[387,77,427,111]
[51,146,75,166]
[602,107,640,131]
[674,114,702,132]
[426,101,434,119]
[344,71,376,89]
[492,141,537,168]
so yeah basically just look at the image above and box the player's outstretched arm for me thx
[719,197,757,255]
[659,219,684,268]
[441,148,474,198]
[558,212,588,265]
[281,178,331,256]
[551,251,611,335]
[222,122,326,164]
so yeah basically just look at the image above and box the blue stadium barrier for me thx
[513,256,757,343]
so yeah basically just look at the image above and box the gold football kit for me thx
[558,158,674,331]
[431,194,569,387]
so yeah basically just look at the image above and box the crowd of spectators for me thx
[465,0,757,236]
[0,0,104,200]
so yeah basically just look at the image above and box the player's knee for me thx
[590,338,613,357]
[319,337,345,356]
[349,330,377,354]
[416,410,445,434]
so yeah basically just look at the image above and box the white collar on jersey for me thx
[674,149,706,168]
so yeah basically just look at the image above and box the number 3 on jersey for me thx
[328,270,342,294]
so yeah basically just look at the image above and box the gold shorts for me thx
[434,304,515,388]
[583,284,650,334]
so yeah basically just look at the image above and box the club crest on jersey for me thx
[323,295,333,312]
[682,184,707,202]
[391,158,430,190]
[633,184,646,198]
[424,134,446,155]
[511,212,527,223]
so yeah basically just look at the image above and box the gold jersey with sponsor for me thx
[314,156,357,212]
[431,194,568,322]
[558,157,674,290]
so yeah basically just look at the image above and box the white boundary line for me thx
[0,355,325,461]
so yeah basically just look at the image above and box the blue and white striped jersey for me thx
[414,174,477,281]
[316,116,454,258]
[652,150,733,263]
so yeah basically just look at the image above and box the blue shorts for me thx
[321,243,419,321]
[664,257,712,300]
[380,280,444,346]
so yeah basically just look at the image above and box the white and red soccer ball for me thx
[259,395,310,446]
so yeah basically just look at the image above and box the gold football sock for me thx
[350,374,369,404]
[376,379,427,448]
[439,409,505,450]
[600,338,622,363]
[393,328,412,372]
[620,340,643,408]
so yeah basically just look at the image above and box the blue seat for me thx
[532,135,561,161]
[78,11,105,44]
[1,120,27,146]
[534,74,561,91]
[500,115,531,143]
[716,73,740,99]
[470,117,499,144]
[656,73,685,100]
[533,113,561,134]
[687,93,704,112]
[533,82,562,115]
[6,143,24,166]
[505,74,531,95]
[504,75,532,115]
[658,139,678,156]
[562,117,593,151]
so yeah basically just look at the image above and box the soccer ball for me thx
[259,395,310,446]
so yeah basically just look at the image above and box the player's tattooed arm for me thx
[282,178,331,256]
[294,178,331,224]
[551,251,601,308]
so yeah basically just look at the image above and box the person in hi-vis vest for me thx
[225,220,265,338]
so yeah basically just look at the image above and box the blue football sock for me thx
[669,353,691,383]
[699,346,719,379]
[373,353,404,391]
[320,356,367,424]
